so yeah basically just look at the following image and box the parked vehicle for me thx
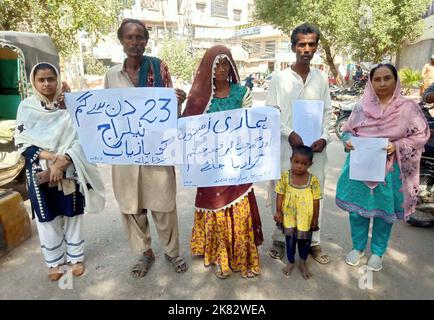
[0,31,59,187]
[330,79,367,101]
[408,102,434,227]
[262,74,272,90]
[332,99,358,139]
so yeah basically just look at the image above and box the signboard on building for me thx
[234,26,261,37]
[194,27,234,39]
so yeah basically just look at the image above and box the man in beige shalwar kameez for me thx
[104,18,188,277]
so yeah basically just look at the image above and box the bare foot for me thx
[282,263,295,277]
[299,260,312,280]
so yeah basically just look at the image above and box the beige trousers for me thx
[121,209,180,258]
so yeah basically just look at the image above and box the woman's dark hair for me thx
[292,145,314,162]
[291,23,321,47]
[117,18,149,42]
[369,63,398,81]
[33,63,57,79]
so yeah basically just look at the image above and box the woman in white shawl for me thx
[15,62,105,281]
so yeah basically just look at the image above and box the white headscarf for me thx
[29,62,62,109]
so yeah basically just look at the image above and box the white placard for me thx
[65,88,178,165]
[292,99,324,146]
[179,107,281,187]
[350,136,388,182]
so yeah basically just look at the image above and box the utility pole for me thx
[160,0,167,32]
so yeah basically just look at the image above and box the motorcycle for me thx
[333,99,358,139]
[333,99,434,227]
[331,79,366,101]
[408,102,434,227]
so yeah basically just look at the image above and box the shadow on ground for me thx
[1,136,433,300]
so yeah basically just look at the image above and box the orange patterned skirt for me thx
[190,194,260,277]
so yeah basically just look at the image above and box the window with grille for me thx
[253,42,261,54]
[423,0,434,17]
[233,9,241,21]
[279,41,290,53]
[247,3,255,22]
[211,0,228,17]
[263,41,275,58]
[141,0,159,11]
[196,2,206,13]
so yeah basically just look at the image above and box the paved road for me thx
[1,90,433,300]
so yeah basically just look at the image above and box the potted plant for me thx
[398,67,422,96]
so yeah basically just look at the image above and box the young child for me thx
[274,146,321,280]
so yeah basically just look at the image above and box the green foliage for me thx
[0,0,134,56]
[348,0,431,63]
[158,37,201,82]
[398,67,423,94]
[84,54,108,76]
[255,0,431,77]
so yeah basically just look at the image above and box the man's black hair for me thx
[292,145,314,162]
[290,23,321,47]
[117,18,149,42]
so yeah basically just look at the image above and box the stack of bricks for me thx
[0,189,31,256]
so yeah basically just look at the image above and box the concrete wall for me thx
[397,39,434,71]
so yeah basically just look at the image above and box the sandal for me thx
[310,245,330,264]
[131,254,155,278]
[48,265,64,282]
[214,266,229,279]
[165,254,188,273]
[69,262,85,276]
[242,270,259,279]
[269,241,285,260]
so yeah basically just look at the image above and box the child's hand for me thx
[310,219,319,232]
[274,212,283,224]
[383,142,396,156]
[58,82,71,109]
[344,140,354,152]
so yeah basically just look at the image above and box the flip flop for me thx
[310,245,330,264]
[269,241,285,260]
[214,266,229,279]
[242,270,259,279]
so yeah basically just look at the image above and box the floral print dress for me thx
[190,83,260,278]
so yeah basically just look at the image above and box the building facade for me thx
[94,0,299,78]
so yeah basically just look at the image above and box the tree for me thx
[158,37,201,82]
[255,0,431,79]
[348,0,431,63]
[0,0,134,56]
[83,53,108,76]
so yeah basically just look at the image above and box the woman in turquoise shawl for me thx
[336,64,429,272]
